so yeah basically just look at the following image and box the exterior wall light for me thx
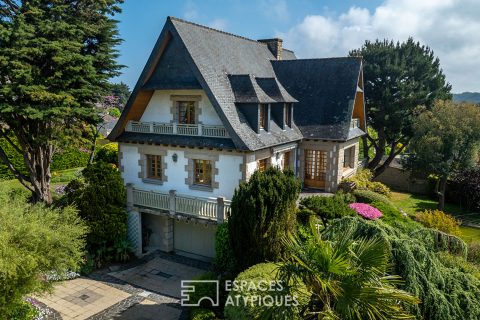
[172,153,178,163]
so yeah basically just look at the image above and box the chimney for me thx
[258,38,283,60]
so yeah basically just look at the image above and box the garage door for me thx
[174,221,217,260]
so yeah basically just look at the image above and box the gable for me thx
[143,35,201,90]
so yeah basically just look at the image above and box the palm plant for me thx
[277,223,419,319]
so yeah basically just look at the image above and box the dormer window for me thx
[259,104,268,130]
[285,103,292,127]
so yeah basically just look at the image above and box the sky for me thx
[112,0,480,93]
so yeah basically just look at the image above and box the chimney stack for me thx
[258,38,283,60]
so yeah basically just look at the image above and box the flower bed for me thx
[349,203,383,220]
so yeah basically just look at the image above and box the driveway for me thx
[36,251,210,320]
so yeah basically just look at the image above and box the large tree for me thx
[407,101,480,210]
[350,38,452,177]
[0,0,122,203]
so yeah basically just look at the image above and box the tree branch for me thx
[0,145,34,192]
[0,129,23,155]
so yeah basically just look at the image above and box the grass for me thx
[390,191,480,242]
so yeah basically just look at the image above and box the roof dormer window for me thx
[285,103,292,128]
[259,104,268,130]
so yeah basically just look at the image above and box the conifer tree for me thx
[0,0,123,203]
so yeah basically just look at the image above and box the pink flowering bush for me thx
[349,203,383,220]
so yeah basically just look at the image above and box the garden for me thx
[187,168,480,320]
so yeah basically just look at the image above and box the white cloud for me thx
[280,0,480,92]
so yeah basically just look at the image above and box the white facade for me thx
[140,89,223,126]
[120,143,243,200]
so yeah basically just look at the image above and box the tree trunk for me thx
[22,142,54,204]
[367,129,386,170]
[89,126,99,164]
[437,175,448,211]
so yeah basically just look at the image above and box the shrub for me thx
[0,137,27,180]
[370,201,419,228]
[228,167,300,272]
[94,142,118,165]
[214,223,236,273]
[188,272,218,310]
[224,263,309,320]
[108,107,121,118]
[416,209,461,236]
[191,308,217,320]
[468,241,480,266]
[325,217,480,320]
[341,169,391,197]
[65,162,128,251]
[0,187,87,317]
[299,192,356,226]
[51,146,90,171]
[353,189,394,206]
[349,203,383,220]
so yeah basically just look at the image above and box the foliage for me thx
[349,203,383,220]
[279,223,418,319]
[214,223,236,273]
[51,147,90,171]
[187,272,219,312]
[350,39,451,177]
[341,169,391,197]
[94,142,119,165]
[9,300,37,320]
[191,308,217,320]
[65,162,127,251]
[407,101,480,209]
[437,252,480,279]
[325,216,480,320]
[370,201,418,228]
[108,107,121,118]
[0,0,123,203]
[451,166,480,211]
[467,242,480,266]
[299,192,355,226]
[109,82,131,110]
[228,167,300,272]
[0,185,87,317]
[224,263,309,320]
[353,189,394,207]
[416,209,462,236]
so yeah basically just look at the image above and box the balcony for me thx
[126,184,231,223]
[126,121,229,138]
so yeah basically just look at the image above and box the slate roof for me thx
[110,17,364,149]
[117,132,237,150]
[272,58,364,140]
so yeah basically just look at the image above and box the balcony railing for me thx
[126,184,231,223]
[126,121,229,138]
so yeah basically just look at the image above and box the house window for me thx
[282,151,291,170]
[193,159,212,186]
[343,146,355,169]
[178,101,196,124]
[257,158,269,172]
[284,103,292,127]
[146,155,162,180]
[259,104,268,130]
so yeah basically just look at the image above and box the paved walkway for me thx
[36,252,210,320]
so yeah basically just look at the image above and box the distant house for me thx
[109,17,366,260]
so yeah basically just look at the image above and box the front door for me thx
[304,149,327,189]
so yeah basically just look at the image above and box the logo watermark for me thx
[180,279,298,307]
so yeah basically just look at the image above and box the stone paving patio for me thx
[37,252,211,320]
[36,278,131,320]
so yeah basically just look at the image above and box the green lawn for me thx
[390,191,480,242]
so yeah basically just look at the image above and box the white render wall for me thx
[120,143,243,199]
[140,89,223,125]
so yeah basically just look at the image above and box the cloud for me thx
[183,1,199,21]
[280,0,480,92]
